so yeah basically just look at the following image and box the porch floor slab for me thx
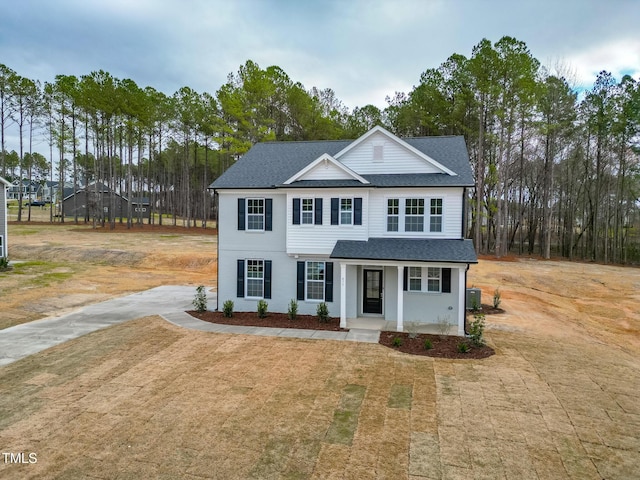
[346,317,460,335]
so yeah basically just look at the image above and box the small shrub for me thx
[457,342,470,353]
[222,300,234,318]
[493,288,501,309]
[392,337,403,347]
[470,296,481,312]
[317,302,330,322]
[257,299,268,318]
[436,315,451,336]
[469,313,486,346]
[406,321,419,339]
[192,285,207,312]
[287,299,298,320]
[424,338,433,350]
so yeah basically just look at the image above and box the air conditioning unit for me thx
[466,288,481,310]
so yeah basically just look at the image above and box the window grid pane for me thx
[427,267,440,292]
[405,199,424,232]
[340,198,352,225]
[247,199,264,230]
[306,261,325,300]
[430,198,443,232]
[302,198,313,224]
[408,266,422,291]
[387,199,399,232]
[246,260,264,297]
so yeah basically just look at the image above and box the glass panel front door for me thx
[363,269,383,314]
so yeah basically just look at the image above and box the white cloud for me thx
[567,37,640,87]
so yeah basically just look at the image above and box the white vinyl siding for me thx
[339,131,445,174]
[368,188,463,238]
[286,190,368,255]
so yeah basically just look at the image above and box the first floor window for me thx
[408,266,422,291]
[405,198,424,232]
[427,267,441,292]
[306,261,325,300]
[302,198,314,224]
[387,198,399,232]
[247,198,264,230]
[246,260,264,298]
[340,198,353,225]
[430,198,443,232]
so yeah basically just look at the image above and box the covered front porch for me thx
[330,237,478,336]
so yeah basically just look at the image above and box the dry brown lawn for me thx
[1,223,639,479]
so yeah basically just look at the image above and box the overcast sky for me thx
[1,0,639,112]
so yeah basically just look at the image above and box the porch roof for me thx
[330,238,478,264]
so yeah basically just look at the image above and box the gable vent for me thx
[373,144,384,162]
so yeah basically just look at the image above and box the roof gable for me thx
[283,153,369,185]
[334,126,457,176]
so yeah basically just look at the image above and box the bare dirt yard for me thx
[1,223,639,479]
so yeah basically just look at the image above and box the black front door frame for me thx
[363,268,383,314]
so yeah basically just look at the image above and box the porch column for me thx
[340,263,347,328]
[457,266,466,336]
[396,265,404,332]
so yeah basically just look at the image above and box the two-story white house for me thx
[1,176,10,258]
[210,126,477,335]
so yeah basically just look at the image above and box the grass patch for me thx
[388,384,413,409]
[324,384,366,446]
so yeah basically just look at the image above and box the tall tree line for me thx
[0,37,639,262]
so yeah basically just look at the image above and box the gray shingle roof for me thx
[330,238,478,263]
[210,136,474,189]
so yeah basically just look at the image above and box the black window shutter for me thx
[442,268,451,293]
[237,259,245,297]
[403,266,408,291]
[331,198,339,225]
[325,262,333,302]
[314,198,323,225]
[354,197,362,225]
[264,260,272,299]
[265,198,273,231]
[237,198,245,230]
[293,198,300,225]
[296,261,305,300]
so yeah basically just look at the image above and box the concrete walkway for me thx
[0,286,380,367]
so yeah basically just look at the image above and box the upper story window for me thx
[340,199,353,225]
[301,198,314,224]
[387,198,399,232]
[238,198,272,231]
[405,198,424,232]
[247,198,264,230]
[430,198,443,232]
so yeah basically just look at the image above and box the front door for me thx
[363,269,383,314]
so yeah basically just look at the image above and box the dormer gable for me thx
[283,153,369,185]
[334,125,457,176]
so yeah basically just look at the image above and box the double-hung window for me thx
[405,198,424,232]
[408,266,422,291]
[247,199,264,230]
[427,267,441,292]
[306,261,325,301]
[430,198,443,232]
[387,198,399,232]
[246,260,264,298]
[301,198,314,224]
[340,199,353,225]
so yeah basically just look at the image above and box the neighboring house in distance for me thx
[1,176,10,258]
[7,179,42,201]
[43,181,75,204]
[210,126,478,335]
[63,182,128,221]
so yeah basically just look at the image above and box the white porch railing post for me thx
[458,266,466,336]
[340,263,347,328]
[397,265,404,332]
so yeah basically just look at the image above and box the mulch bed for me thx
[187,310,348,331]
[379,331,494,359]
[187,309,496,359]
